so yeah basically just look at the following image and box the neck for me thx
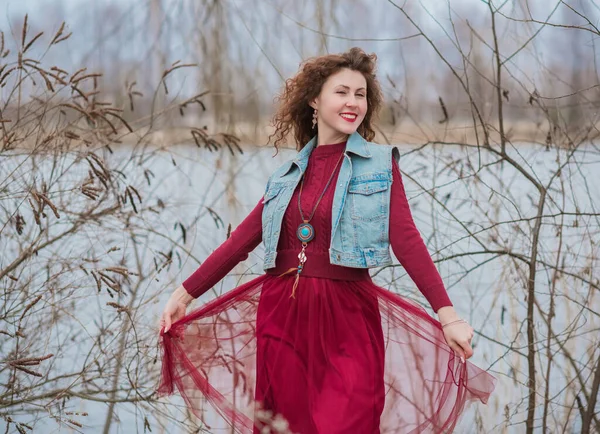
[316,129,349,147]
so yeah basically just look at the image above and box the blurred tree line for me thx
[1,0,598,141]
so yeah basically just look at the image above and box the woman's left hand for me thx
[437,306,474,363]
[442,320,474,363]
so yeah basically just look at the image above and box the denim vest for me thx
[261,131,400,270]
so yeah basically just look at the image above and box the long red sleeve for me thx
[182,198,264,298]
[389,156,453,312]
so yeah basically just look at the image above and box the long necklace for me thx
[278,150,345,298]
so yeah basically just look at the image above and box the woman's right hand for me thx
[160,285,194,333]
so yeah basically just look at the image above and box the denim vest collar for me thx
[279,131,372,178]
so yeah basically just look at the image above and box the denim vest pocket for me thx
[347,176,389,221]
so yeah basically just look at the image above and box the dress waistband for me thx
[265,250,371,281]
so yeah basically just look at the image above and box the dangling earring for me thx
[312,109,318,130]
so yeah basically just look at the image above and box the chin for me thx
[333,123,359,135]
[337,126,359,135]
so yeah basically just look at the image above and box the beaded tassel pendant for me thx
[278,220,313,298]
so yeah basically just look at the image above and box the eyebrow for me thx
[335,85,366,91]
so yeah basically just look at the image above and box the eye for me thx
[357,94,366,98]
[336,91,346,94]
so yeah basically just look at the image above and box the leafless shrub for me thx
[380,1,600,433]
[0,15,242,433]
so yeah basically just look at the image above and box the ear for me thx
[308,97,318,110]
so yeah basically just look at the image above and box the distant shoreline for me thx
[6,119,596,151]
[124,119,593,150]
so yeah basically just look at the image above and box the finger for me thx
[458,340,474,359]
[458,341,473,360]
[450,342,466,363]
[464,344,474,359]
[164,314,172,333]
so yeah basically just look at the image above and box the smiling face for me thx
[310,68,368,145]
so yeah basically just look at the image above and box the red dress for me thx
[158,141,497,433]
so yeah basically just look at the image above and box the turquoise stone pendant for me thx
[297,221,315,242]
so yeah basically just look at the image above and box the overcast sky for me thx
[0,0,595,105]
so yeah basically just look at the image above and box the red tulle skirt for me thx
[158,274,497,433]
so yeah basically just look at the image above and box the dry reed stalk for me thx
[23,32,43,54]
[106,302,130,313]
[65,419,83,428]
[21,14,28,48]
[9,355,53,366]
[12,365,42,377]
[50,22,71,45]
[160,61,197,94]
[18,295,42,322]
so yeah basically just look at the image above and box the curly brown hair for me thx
[268,47,383,153]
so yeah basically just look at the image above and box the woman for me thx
[158,47,496,433]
